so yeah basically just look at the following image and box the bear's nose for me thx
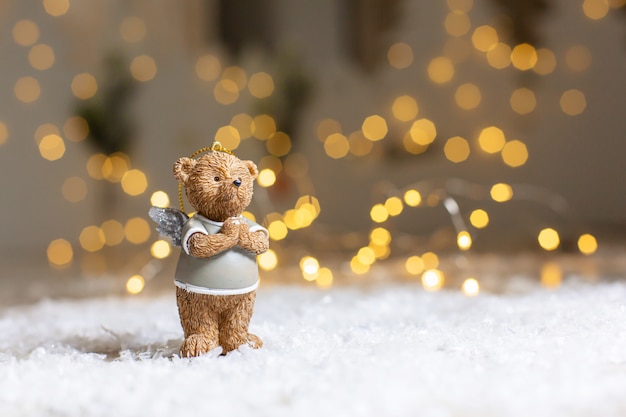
[233,179,242,187]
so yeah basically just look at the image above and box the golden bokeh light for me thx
[150,191,170,208]
[405,256,425,275]
[348,131,374,156]
[257,168,277,187]
[62,176,87,203]
[266,132,291,157]
[125,217,151,244]
[370,204,389,223]
[101,220,125,246]
[392,95,419,121]
[213,79,239,105]
[195,54,221,81]
[251,114,276,139]
[409,118,437,145]
[300,256,320,281]
[0,121,8,146]
[316,118,342,142]
[583,0,609,20]
[457,231,472,250]
[130,55,157,82]
[462,278,480,296]
[39,134,66,161]
[316,267,334,289]
[14,76,41,103]
[370,227,392,246]
[469,209,489,228]
[388,42,414,69]
[120,16,147,43]
[565,45,592,72]
[221,66,247,90]
[422,269,444,292]
[444,12,471,37]
[404,189,422,207]
[538,227,560,251]
[126,275,145,295]
[248,72,274,98]
[13,20,39,46]
[231,113,253,139]
[259,155,283,175]
[472,25,498,52]
[422,252,439,269]
[577,233,598,255]
[560,89,586,116]
[102,153,129,183]
[447,0,473,13]
[510,43,538,71]
[490,183,513,202]
[444,136,470,163]
[510,88,536,115]
[215,125,241,150]
[268,220,288,241]
[541,262,562,288]
[533,48,557,75]
[258,249,278,271]
[361,115,388,141]
[71,73,98,100]
[86,153,107,180]
[47,239,73,268]
[34,123,60,145]
[403,132,429,155]
[28,44,55,70]
[151,240,171,259]
[350,256,370,275]
[486,42,512,69]
[324,133,350,159]
[455,83,481,110]
[427,56,455,84]
[80,225,106,252]
[43,0,70,16]
[63,116,89,142]
[121,169,148,196]
[478,126,506,154]
[501,140,529,167]
[357,246,376,266]
[384,197,404,217]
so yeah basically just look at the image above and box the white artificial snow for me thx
[2,282,626,417]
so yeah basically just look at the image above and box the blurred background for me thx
[1,0,625,304]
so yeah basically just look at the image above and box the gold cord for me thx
[178,141,233,213]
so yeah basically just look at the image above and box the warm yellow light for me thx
[34,123,59,145]
[195,54,221,81]
[80,225,105,252]
[447,0,474,13]
[14,76,41,103]
[422,269,444,291]
[230,113,253,139]
[583,0,609,19]
[221,66,247,90]
[151,240,171,259]
[47,239,73,268]
[566,45,592,72]
[560,89,586,116]
[577,233,598,255]
[316,118,342,141]
[409,119,437,145]
[370,227,392,246]
[242,211,256,222]
[387,42,414,69]
[101,220,125,246]
[538,228,560,251]
[470,209,489,228]
[511,43,538,71]
[472,25,498,52]
[266,132,291,157]
[102,153,129,183]
[445,12,471,37]
[126,275,145,295]
[86,153,107,180]
[403,189,422,207]
[257,169,277,187]
[609,0,626,7]
[39,134,65,161]
[120,16,147,43]
[370,204,389,223]
[501,140,529,167]
[121,169,148,196]
[324,133,350,159]
[300,256,320,281]
[248,72,274,98]
[405,256,424,275]
[63,116,89,142]
[541,262,562,288]
[130,55,157,82]
[251,114,276,139]
[12,20,39,46]
[361,115,388,141]
[444,136,470,163]
[268,220,288,241]
[350,256,370,275]
[486,42,512,69]
[125,217,151,244]
[510,88,536,115]
[62,176,87,203]
[384,197,403,217]
[421,252,439,269]
[392,95,419,121]
[357,247,376,266]
[348,131,374,156]
[490,183,513,202]
[43,0,70,16]
[150,191,170,208]
[427,57,454,84]
[533,48,557,75]
[213,79,239,105]
[457,231,472,250]
[402,133,429,155]
[214,125,241,150]
[454,83,481,110]
[478,126,506,154]
[28,44,55,70]
[71,73,97,100]
[462,278,480,296]
[0,121,8,146]
[258,249,278,271]
[316,267,334,289]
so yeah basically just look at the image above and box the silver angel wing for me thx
[148,207,189,247]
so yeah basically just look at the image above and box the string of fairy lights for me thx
[2,0,616,296]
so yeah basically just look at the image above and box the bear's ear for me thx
[173,157,196,183]
[243,160,258,179]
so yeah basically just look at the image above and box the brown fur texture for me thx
[173,150,269,357]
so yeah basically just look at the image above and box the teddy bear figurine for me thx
[149,142,269,357]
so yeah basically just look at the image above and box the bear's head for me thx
[173,150,258,222]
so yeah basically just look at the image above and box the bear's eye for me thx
[213,176,220,182]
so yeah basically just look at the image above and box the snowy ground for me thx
[2,282,626,417]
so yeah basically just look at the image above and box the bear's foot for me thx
[180,334,220,357]
[246,333,263,349]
